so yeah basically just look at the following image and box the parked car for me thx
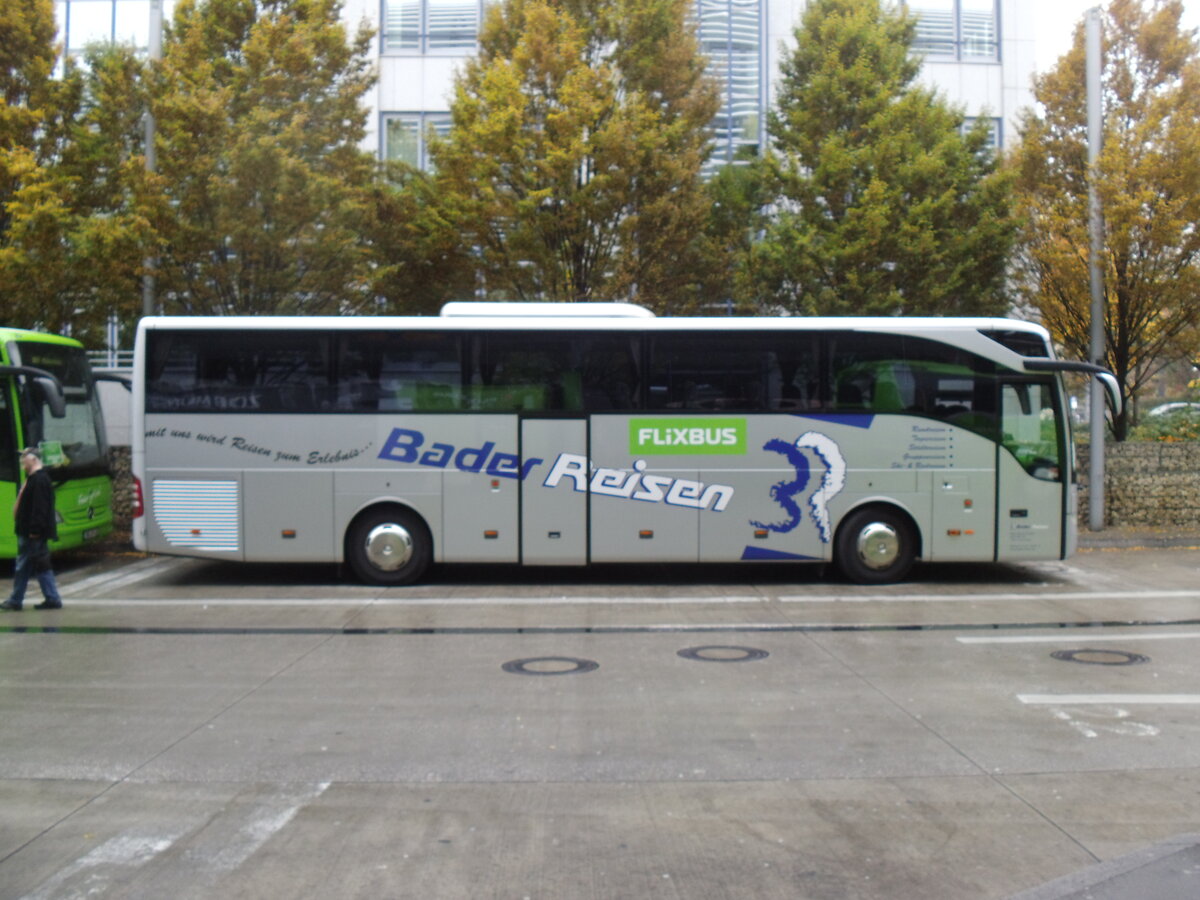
[1146,401,1200,417]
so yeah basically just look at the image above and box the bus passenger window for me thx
[647,333,777,411]
[474,334,565,411]
[830,332,903,412]
[580,339,639,410]
[337,332,463,412]
[147,332,334,413]
[769,341,821,411]
[1001,383,1062,481]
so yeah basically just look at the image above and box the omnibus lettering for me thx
[637,427,738,447]
[379,427,538,479]
[379,427,735,512]
[630,418,746,455]
[544,454,734,512]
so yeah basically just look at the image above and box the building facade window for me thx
[964,116,1002,150]
[697,0,762,171]
[382,0,481,53]
[909,0,998,61]
[55,0,172,57]
[383,112,452,169]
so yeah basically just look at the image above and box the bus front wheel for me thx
[834,506,917,585]
[346,507,431,586]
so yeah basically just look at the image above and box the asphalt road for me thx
[2,534,1200,899]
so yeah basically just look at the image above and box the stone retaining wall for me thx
[1076,442,1200,528]
[105,442,1200,532]
[109,446,132,529]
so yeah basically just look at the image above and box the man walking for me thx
[2,448,63,611]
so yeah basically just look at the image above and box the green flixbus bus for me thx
[1,327,115,558]
[131,304,1118,585]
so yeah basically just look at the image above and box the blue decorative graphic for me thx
[748,431,849,545]
[740,546,820,561]
[791,413,874,430]
[749,438,811,533]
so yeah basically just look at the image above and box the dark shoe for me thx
[33,601,62,610]
[1,600,23,611]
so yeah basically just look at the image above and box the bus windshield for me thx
[13,340,109,480]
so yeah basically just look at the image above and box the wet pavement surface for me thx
[2,529,1200,898]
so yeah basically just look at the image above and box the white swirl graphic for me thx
[795,431,847,543]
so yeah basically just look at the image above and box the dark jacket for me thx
[15,469,57,542]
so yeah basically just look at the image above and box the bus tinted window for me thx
[15,341,91,390]
[337,331,464,412]
[147,331,334,413]
[647,332,821,412]
[830,333,997,435]
[148,329,643,414]
[15,342,109,474]
[474,332,640,411]
[981,329,1051,357]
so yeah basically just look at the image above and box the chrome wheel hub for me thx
[365,523,414,572]
[856,522,900,570]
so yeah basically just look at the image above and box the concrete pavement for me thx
[2,537,1200,898]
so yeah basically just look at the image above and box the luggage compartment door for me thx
[521,418,588,565]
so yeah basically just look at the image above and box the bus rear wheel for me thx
[834,506,917,585]
[346,507,431,586]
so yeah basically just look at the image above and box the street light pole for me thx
[142,0,163,319]
[1086,7,1105,532]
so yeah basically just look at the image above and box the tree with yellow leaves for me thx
[145,0,379,316]
[1012,0,1200,439]
[0,0,147,344]
[430,0,720,310]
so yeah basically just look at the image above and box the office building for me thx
[54,0,1035,167]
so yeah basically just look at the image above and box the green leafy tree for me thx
[146,0,379,315]
[1012,0,1200,440]
[0,1,149,344]
[61,45,159,346]
[430,0,720,311]
[749,0,1016,316]
[703,154,771,314]
[0,0,76,333]
[363,165,477,314]
[0,0,58,218]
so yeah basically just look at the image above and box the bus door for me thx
[996,379,1065,560]
[521,417,588,565]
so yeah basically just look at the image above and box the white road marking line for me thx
[46,590,1200,609]
[61,556,194,597]
[959,631,1200,644]
[62,595,767,607]
[780,589,1200,603]
[209,783,329,873]
[1018,694,1200,705]
[22,832,183,900]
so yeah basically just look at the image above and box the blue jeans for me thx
[8,536,61,606]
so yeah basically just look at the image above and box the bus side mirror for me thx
[93,372,132,392]
[33,375,67,418]
[1023,359,1123,418]
[1095,371,1122,417]
[0,365,67,418]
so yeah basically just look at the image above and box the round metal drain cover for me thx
[501,656,599,676]
[677,645,769,663]
[1050,648,1149,666]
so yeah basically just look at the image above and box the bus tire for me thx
[346,506,431,586]
[834,506,917,585]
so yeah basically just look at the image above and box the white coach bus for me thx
[131,304,1118,585]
